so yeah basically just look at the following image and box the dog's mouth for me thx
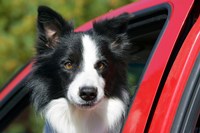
[75,99,103,110]
[77,102,96,109]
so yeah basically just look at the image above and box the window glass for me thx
[127,7,168,96]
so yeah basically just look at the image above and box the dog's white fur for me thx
[44,98,125,133]
[67,35,105,106]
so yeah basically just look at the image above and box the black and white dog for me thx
[27,6,131,133]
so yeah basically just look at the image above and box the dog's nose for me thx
[79,87,97,101]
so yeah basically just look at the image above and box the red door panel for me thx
[123,0,194,132]
[148,16,200,133]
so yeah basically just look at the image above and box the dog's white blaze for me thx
[44,98,125,133]
[67,35,105,104]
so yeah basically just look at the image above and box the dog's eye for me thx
[64,62,73,70]
[96,61,107,71]
[98,63,105,70]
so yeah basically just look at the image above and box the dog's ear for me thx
[37,6,73,53]
[93,13,129,36]
[93,13,131,59]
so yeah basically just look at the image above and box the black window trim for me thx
[0,62,31,131]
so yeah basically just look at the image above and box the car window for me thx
[127,6,168,96]
[1,3,169,133]
[1,1,136,132]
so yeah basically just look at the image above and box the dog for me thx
[26,6,131,133]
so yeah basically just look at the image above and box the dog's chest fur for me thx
[44,98,125,133]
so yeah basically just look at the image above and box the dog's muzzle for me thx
[79,86,97,101]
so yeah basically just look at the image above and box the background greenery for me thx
[0,0,136,89]
[1,0,137,133]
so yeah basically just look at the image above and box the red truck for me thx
[0,0,200,132]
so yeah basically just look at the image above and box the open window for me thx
[1,3,170,133]
[127,5,169,96]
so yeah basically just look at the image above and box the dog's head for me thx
[29,6,131,111]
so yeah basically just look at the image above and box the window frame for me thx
[123,0,194,132]
[148,14,200,132]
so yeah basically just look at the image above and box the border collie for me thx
[27,6,131,133]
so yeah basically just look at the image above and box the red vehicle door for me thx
[149,16,200,133]
[118,0,196,132]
